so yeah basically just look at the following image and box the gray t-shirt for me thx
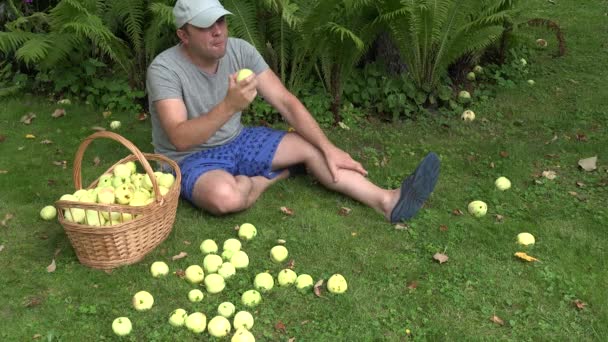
[146,37,269,163]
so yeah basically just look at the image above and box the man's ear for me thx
[176,25,189,44]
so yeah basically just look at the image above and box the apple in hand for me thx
[185,265,205,284]
[185,312,207,334]
[150,261,169,277]
[112,317,132,336]
[208,315,232,338]
[241,289,261,307]
[253,272,274,292]
[200,239,218,254]
[270,245,288,263]
[132,290,154,311]
[230,250,250,269]
[218,301,236,318]
[327,274,348,294]
[238,223,257,241]
[236,68,254,83]
[168,308,187,327]
[233,311,254,330]
[205,273,226,294]
[188,289,204,302]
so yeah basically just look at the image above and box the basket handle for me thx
[72,131,164,203]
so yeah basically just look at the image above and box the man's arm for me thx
[154,74,257,152]
[256,69,367,181]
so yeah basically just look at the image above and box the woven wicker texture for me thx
[55,131,181,269]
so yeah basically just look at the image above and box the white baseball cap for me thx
[173,0,232,29]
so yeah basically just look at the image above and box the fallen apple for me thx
[527,79,535,86]
[233,311,254,330]
[327,274,348,294]
[204,254,224,273]
[253,272,274,292]
[231,327,256,342]
[270,245,288,263]
[495,176,511,191]
[184,265,205,284]
[230,250,250,269]
[185,312,207,334]
[238,223,257,241]
[458,90,471,103]
[277,269,297,287]
[40,205,57,220]
[208,315,232,338]
[295,274,314,293]
[461,110,475,122]
[241,289,261,307]
[473,65,483,73]
[218,262,236,280]
[168,308,188,327]
[467,200,487,218]
[205,273,226,294]
[112,317,132,336]
[517,232,535,246]
[223,238,242,252]
[467,72,476,81]
[188,289,204,302]
[200,239,219,255]
[150,261,169,278]
[132,290,154,311]
[218,301,236,318]
[222,248,236,261]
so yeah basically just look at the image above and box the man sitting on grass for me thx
[146,0,440,223]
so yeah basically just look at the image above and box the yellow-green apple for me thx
[253,272,274,292]
[458,90,471,103]
[125,161,137,174]
[188,289,204,302]
[277,269,297,287]
[130,173,144,188]
[461,110,475,122]
[495,176,511,191]
[467,200,487,217]
[200,239,218,255]
[115,184,133,204]
[230,251,249,269]
[97,173,113,188]
[232,328,255,342]
[222,249,236,261]
[327,274,348,294]
[150,261,169,277]
[204,273,226,294]
[185,265,205,284]
[113,163,131,178]
[238,223,257,241]
[236,69,254,83]
[218,302,236,318]
[473,65,483,73]
[112,317,132,336]
[517,232,535,246]
[241,290,261,307]
[527,79,535,85]
[218,262,236,280]
[168,308,187,327]
[158,173,175,188]
[72,189,89,199]
[64,207,85,223]
[270,245,288,263]
[223,238,242,252]
[204,254,224,273]
[85,210,104,226]
[132,290,154,311]
[467,72,476,81]
[185,312,207,334]
[295,274,314,293]
[208,315,231,338]
[97,186,115,204]
[233,311,254,330]
[40,205,57,220]
[110,120,121,130]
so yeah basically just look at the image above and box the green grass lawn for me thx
[1,0,607,341]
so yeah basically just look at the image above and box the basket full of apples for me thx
[55,131,181,270]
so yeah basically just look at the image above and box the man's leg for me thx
[190,169,288,215]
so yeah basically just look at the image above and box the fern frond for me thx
[0,31,36,54]
[223,0,264,52]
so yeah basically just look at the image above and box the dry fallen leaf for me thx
[104,269,113,275]
[406,281,418,289]
[174,269,186,278]
[489,162,495,169]
[102,111,112,118]
[575,181,585,188]
[1,213,14,226]
[439,224,448,232]
[20,112,36,124]
[490,315,505,326]
[47,259,57,272]
[0,244,4,252]
[313,279,324,297]
[52,160,67,169]
[0,134,5,142]
[499,151,509,158]
[25,134,36,139]
[32,334,42,339]
[93,156,101,166]
[573,299,587,310]
[288,338,296,342]
[338,207,352,216]
[138,112,148,121]
[287,259,295,270]
[275,321,287,333]
[394,223,409,231]
[40,139,53,145]
[495,214,505,222]
[23,296,43,307]
[433,253,449,264]
[172,251,188,260]
[542,170,557,180]
[452,209,464,216]
[575,133,588,142]
[280,206,294,216]
[0,170,8,174]
[514,252,540,262]
[277,239,286,245]
[183,240,191,245]
[51,108,66,118]
[578,156,597,172]
[545,134,558,144]
[338,121,350,130]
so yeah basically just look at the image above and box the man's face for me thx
[179,16,228,61]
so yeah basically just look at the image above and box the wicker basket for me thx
[56,131,181,270]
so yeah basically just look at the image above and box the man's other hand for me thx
[323,146,368,183]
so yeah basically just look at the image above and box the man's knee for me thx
[197,183,245,215]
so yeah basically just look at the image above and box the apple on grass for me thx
[205,273,226,294]
[238,223,257,241]
[110,120,121,130]
[230,250,250,269]
[112,317,132,336]
[132,290,154,311]
[223,238,242,252]
[461,110,475,122]
[295,274,314,293]
[169,308,188,327]
[270,245,288,263]
[218,262,236,279]
[458,90,471,103]
[517,232,535,246]
[204,254,224,273]
[241,289,261,307]
[233,311,254,330]
[232,328,256,342]
[218,302,236,318]
[466,72,476,81]
[208,315,232,338]
[327,274,348,294]
[188,289,204,302]
[40,205,57,220]
[254,272,274,292]
[185,265,205,284]
[222,249,236,261]
[467,200,487,217]
[277,269,297,287]
[200,239,218,255]
[185,312,207,334]
[473,65,483,73]
[495,176,511,191]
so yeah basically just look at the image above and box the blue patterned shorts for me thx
[178,127,287,201]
